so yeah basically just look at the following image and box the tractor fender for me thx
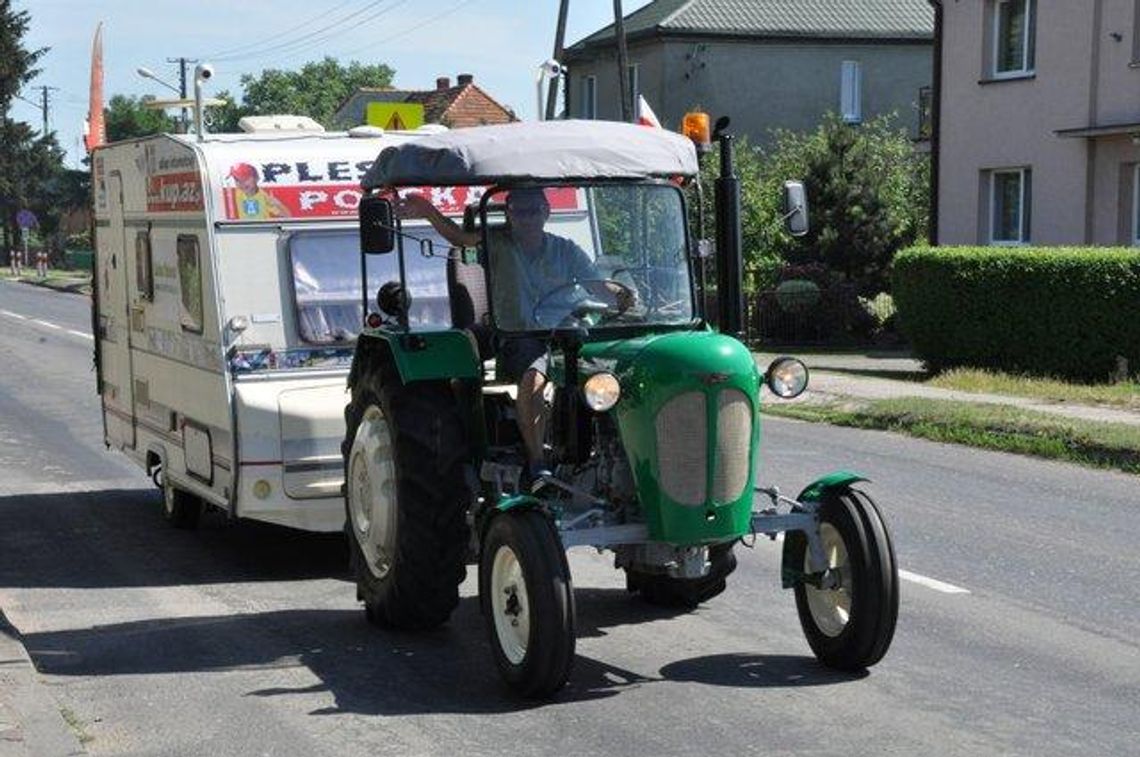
[796,470,869,503]
[780,471,869,589]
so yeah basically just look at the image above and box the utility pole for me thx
[546,0,570,121]
[167,57,197,131]
[613,0,632,122]
[36,86,59,135]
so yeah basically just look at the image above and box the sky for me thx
[12,0,652,167]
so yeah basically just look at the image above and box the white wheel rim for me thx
[804,522,853,638]
[348,406,397,580]
[490,544,530,665]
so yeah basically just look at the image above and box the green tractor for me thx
[343,119,897,697]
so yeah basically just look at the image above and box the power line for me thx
[340,0,477,57]
[201,0,359,59]
[211,0,397,63]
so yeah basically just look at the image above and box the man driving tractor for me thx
[397,187,636,486]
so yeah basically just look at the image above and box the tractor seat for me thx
[447,251,493,361]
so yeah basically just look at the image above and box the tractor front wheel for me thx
[792,487,898,670]
[480,510,575,698]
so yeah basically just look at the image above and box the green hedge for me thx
[892,246,1140,380]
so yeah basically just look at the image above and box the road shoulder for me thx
[0,610,84,756]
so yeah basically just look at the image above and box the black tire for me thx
[162,476,201,529]
[479,510,575,698]
[792,487,898,670]
[626,543,738,608]
[343,375,472,631]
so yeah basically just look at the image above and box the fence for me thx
[708,286,889,347]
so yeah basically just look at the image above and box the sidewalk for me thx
[0,612,83,756]
[756,350,1140,427]
[0,271,90,295]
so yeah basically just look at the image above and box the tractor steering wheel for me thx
[530,278,636,329]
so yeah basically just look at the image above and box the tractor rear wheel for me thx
[792,487,898,670]
[343,379,471,630]
[626,543,738,609]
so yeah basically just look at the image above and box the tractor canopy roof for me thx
[361,119,699,189]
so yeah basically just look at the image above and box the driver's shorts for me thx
[500,336,549,382]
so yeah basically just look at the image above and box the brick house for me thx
[333,74,516,130]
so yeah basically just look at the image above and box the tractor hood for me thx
[580,330,759,408]
[579,330,761,544]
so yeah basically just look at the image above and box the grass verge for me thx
[762,397,1140,475]
[928,368,1139,409]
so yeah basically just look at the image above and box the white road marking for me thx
[0,309,91,340]
[899,569,971,595]
[769,534,970,595]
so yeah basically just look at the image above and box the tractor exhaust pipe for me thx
[714,126,744,338]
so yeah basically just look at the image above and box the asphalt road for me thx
[1,279,1137,756]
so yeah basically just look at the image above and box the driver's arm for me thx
[396,194,479,248]
[573,248,636,311]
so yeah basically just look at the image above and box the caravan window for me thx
[135,230,154,301]
[288,227,451,344]
[177,234,203,333]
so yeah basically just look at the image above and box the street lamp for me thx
[137,66,188,131]
[136,66,180,95]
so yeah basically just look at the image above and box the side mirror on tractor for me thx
[783,181,810,237]
[359,195,396,254]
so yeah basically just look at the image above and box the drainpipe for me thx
[928,0,942,245]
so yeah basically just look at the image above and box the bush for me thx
[775,279,821,312]
[893,246,1140,381]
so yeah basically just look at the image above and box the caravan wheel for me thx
[162,476,202,529]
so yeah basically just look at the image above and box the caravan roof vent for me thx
[348,125,386,138]
[238,115,326,133]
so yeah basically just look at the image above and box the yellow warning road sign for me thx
[365,103,425,131]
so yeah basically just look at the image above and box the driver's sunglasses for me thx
[509,204,548,217]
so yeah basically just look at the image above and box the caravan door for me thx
[97,171,137,450]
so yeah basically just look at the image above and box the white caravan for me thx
[91,125,460,531]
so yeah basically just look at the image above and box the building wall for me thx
[938,0,1140,246]
[568,37,932,146]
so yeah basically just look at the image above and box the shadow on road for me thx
[0,488,349,589]
[23,590,860,716]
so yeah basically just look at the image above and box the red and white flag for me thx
[637,95,661,128]
[84,22,106,152]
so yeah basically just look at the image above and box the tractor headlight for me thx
[765,357,809,399]
[583,372,621,412]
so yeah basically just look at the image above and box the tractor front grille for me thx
[655,392,707,505]
[655,389,753,506]
[714,389,752,502]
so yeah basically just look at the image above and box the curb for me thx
[0,610,84,756]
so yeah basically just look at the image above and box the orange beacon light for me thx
[682,111,711,152]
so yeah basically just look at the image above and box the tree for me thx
[0,0,44,110]
[0,0,48,256]
[758,114,929,293]
[105,57,396,138]
[105,94,176,142]
[238,57,395,128]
